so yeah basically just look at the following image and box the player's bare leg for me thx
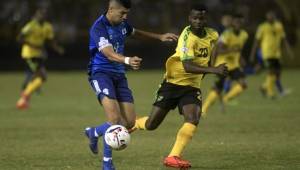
[16,68,46,109]
[119,102,137,129]
[134,106,169,131]
[223,78,247,103]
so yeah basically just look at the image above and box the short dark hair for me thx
[111,0,131,9]
[191,3,208,12]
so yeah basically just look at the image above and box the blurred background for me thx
[0,0,299,71]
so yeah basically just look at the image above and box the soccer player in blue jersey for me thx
[84,0,178,169]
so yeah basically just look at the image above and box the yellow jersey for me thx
[21,19,54,59]
[164,26,219,89]
[215,28,248,70]
[255,21,285,59]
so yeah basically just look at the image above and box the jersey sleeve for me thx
[219,30,230,44]
[179,28,196,61]
[278,22,286,39]
[255,24,264,40]
[90,21,113,51]
[211,30,219,42]
[21,21,34,35]
[45,23,54,40]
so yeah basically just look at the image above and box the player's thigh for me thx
[178,89,202,125]
[214,75,225,92]
[145,106,170,130]
[231,68,247,88]
[101,96,122,124]
[265,59,281,75]
[181,104,201,125]
[146,81,179,130]
[31,58,47,80]
[89,72,122,124]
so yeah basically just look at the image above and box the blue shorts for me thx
[89,71,134,103]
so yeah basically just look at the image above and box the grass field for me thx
[0,70,299,170]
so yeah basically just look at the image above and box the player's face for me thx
[266,11,276,22]
[232,18,243,30]
[189,10,207,30]
[221,15,232,28]
[109,5,130,25]
[35,9,47,22]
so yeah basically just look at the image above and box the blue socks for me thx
[95,122,111,136]
[95,122,112,161]
[276,79,283,94]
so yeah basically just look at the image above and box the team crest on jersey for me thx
[103,88,109,95]
[122,28,127,35]
[181,47,188,53]
[156,95,164,102]
[197,91,202,101]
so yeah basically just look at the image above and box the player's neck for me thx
[191,27,206,38]
[106,13,116,26]
[233,29,240,35]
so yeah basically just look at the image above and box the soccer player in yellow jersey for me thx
[133,4,228,169]
[202,14,248,115]
[250,10,294,98]
[16,8,64,109]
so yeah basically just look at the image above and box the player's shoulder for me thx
[240,29,248,38]
[90,15,107,32]
[43,21,53,29]
[181,26,192,35]
[258,21,268,29]
[205,27,219,40]
[93,15,109,27]
[221,28,232,36]
[274,20,284,28]
[24,19,37,27]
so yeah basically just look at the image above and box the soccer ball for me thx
[104,125,130,151]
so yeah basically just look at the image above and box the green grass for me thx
[0,70,300,170]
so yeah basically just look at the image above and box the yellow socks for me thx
[134,117,149,130]
[24,77,43,96]
[266,74,276,97]
[168,123,197,157]
[223,83,243,103]
[202,90,218,115]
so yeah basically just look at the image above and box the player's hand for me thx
[56,46,65,56]
[129,56,142,70]
[160,33,178,42]
[215,64,228,76]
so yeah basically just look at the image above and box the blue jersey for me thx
[88,14,134,74]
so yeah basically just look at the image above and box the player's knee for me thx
[241,83,247,89]
[145,121,158,131]
[186,118,200,126]
[40,73,47,81]
[124,120,135,129]
[185,113,200,126]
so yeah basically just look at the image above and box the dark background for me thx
[0,0,299,71]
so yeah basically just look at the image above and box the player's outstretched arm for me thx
[182,60,228,76]
[48,39,64,55]
[133,29,178,42]
[282,38,295,60]
[101,46,142,70]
